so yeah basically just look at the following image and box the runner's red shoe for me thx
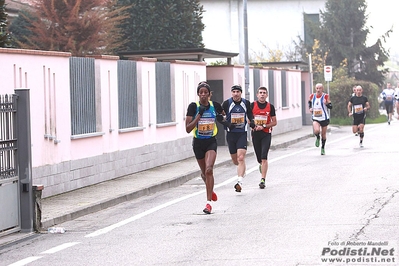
[212,192,218,201]
[203,204,212,214]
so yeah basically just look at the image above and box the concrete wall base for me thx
[33,117,303,199]
[33,137,194,198]
[273,116,302,135]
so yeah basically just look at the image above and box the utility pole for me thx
[243,0,251,142]
[243,0,250,100]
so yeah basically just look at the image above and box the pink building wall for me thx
[0,48,208,197]
[1,48,307,197]
[206,65,303,134]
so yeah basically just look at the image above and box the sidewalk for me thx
[0,126,314,246]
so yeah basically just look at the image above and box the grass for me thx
[330,114,388,126]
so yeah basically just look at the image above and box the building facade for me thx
[200,0,326,64]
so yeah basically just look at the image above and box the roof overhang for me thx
[118,48,239,64]
[251,61,309,70]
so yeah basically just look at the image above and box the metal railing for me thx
[118,60,139,129]
[0,94,18,180]
[70,57,97,135]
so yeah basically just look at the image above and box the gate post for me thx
[15,88,34,232]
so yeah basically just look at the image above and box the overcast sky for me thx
[366,0,398,57]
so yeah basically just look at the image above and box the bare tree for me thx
[16,0,128,56]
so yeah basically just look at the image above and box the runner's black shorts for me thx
[226,131,247,154]
[385,102,393,114]
[251,131,272,163]
[353,114,366,126]
[313,119,330,127]
[192,137,217,159]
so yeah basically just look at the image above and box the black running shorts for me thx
[251,131,272,163]
[226,132,248,154]
[192,137,217,159]
[313,119,330,127]
[353,114,366,126]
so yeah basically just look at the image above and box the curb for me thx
[41,155,239,229]
[0,232,37,249]
[42,136,314,228]
[1,134,311,247]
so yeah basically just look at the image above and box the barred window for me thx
[69,57,96,135]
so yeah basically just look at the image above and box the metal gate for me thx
[0,94,20,236]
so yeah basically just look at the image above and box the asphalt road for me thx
[1,123,398,266]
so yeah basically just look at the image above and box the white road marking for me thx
[7,256,42,266]
[85,191,205,238]
[7,124,386,266]
[8,242,80,265]
[40,242,80,254]
[85,124,384,238]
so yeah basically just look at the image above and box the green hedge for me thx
[328,79,380,120]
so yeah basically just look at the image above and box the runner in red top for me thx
[250,86,277,189]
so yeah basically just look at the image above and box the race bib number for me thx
[198,118,214,136]
[231,113,245,128]
[354,104,363,114]
[254,115,267,125]
[313,108,322,117]
[386,95,393,101]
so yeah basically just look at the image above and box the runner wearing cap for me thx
[221,84,255,192]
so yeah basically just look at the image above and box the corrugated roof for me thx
[118,48,239,64]
[251,61,309,70]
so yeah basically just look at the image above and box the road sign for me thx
[324,65,332,82]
